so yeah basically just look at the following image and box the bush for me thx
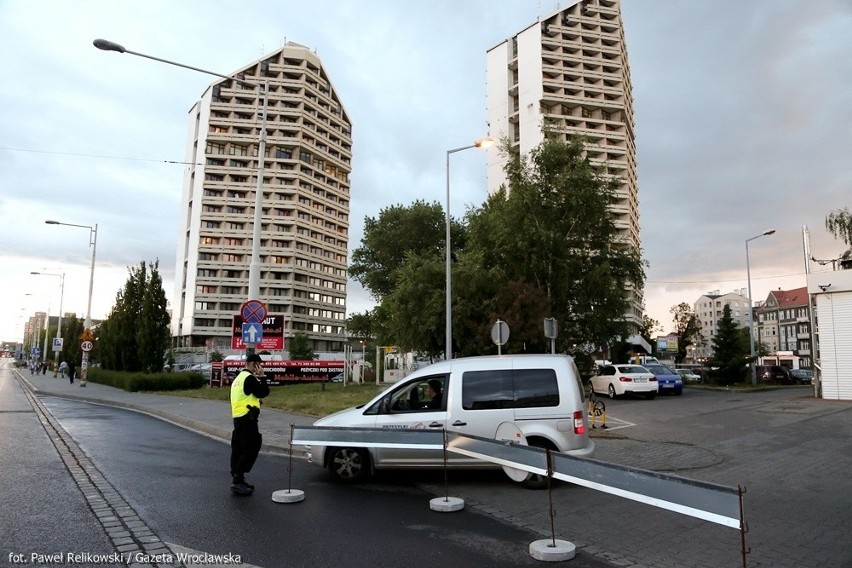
[88,368,207,392]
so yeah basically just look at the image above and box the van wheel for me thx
[607,384,616,399]
[328,447,369,483]
[520,441,557,490]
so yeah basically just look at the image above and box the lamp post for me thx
[746,229,776,385]
[445,136,494,360]
[94,38,269,355]
[46,220,97,386]
[32,271,65,372]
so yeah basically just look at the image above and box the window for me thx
[366,374,449,415]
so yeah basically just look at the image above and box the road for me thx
[419,387,852,568]
[1,363,613,568]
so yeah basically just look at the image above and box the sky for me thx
[1,0,850,344]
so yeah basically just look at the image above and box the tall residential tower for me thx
[172,42,352,352]
[486,0,642,332]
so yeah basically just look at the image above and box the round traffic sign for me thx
[81,341,94,352]
[491,320,510,346]
[241,300,267,324]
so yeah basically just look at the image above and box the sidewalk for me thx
[16,369,315,457]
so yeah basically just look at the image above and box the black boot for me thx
[230,476,253,496]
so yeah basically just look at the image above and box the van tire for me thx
[327,447,369,483]
[520,440,558,490]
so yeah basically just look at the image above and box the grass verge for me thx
[159,382,386,417]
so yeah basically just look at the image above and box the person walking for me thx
[67,361,76,385]
[229,353,269,496]
[59,361,68,379]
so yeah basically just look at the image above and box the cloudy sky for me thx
[2,0,850,345]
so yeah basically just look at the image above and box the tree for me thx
[826,207,852,266]
[97,261,171,372]
[461,135,645,355]
[709,305,749,385]
[350,200,460,301]
[670,303,702,363]
[639,310,662,354]
[825,207,852,247]
[287,331,316,360]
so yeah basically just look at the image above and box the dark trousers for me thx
[230,415,262,480]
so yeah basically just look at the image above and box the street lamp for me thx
[445,136,495,360]
[32,271,65,372]
[94,38,269,354]
[746,228,776,385]
[46,220,97,386]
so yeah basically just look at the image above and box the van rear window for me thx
[462,369,559,410]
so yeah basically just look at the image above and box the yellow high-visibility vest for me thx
[231,370,261,418]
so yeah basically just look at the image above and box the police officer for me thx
[229,353,269,496]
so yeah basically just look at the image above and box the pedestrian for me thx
[229,353,269,496]
[42,361,47,375]
[59,361,68,378]
[68,361,76,385]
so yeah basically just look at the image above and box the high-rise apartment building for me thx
[172,42,352,352]
[485,0,642,330]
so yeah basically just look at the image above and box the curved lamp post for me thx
[445,136,494,360]
[94,38,269,355]
[46,220,97,386]
[746,229,775,385]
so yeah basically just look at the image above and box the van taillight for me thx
[573,410,586,435]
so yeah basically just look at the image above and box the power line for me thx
[0,146,201,165]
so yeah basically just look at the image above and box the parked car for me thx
[643,363,683,396]
[329,372,345,383]
[789,369,814,385]
[589,364,657,399]
[307,354,594,487]
[675,368,701,383]
[756,365,793,384]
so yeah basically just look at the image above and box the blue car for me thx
[643,364,683,396]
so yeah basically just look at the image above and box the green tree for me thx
[350,200,460,301]
[639,309,662,355]
[287,331,316,360]
[97,261,170,372]
[826,207,852,265]
[461,136,645,355]
[709,305,749,385]
[825,207,852,246]
[670,303,702,363]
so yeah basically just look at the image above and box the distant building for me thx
[756,287,813,369]
[692,289,751,360]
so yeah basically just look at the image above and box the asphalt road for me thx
[34,395,614,568]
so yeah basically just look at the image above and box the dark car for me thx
[789,369,814,385]
[756,365,793,384]
[643,364,683,396]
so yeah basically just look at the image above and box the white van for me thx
[306,354,594,487]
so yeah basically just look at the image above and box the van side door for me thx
[371,373,449,466]
[450,369,515,464]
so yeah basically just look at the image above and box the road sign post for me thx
[239,300,268,354]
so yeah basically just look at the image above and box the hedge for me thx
[87,368,207,392]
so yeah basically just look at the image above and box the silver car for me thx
[307,354,594,487]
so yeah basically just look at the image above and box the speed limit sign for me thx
[81,340,94,352]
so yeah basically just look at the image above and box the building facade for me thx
[485,0,642,330]
[692,290,751,360]
[807,269,852,400]
[756,287,813,369]
[171,42,352,352]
